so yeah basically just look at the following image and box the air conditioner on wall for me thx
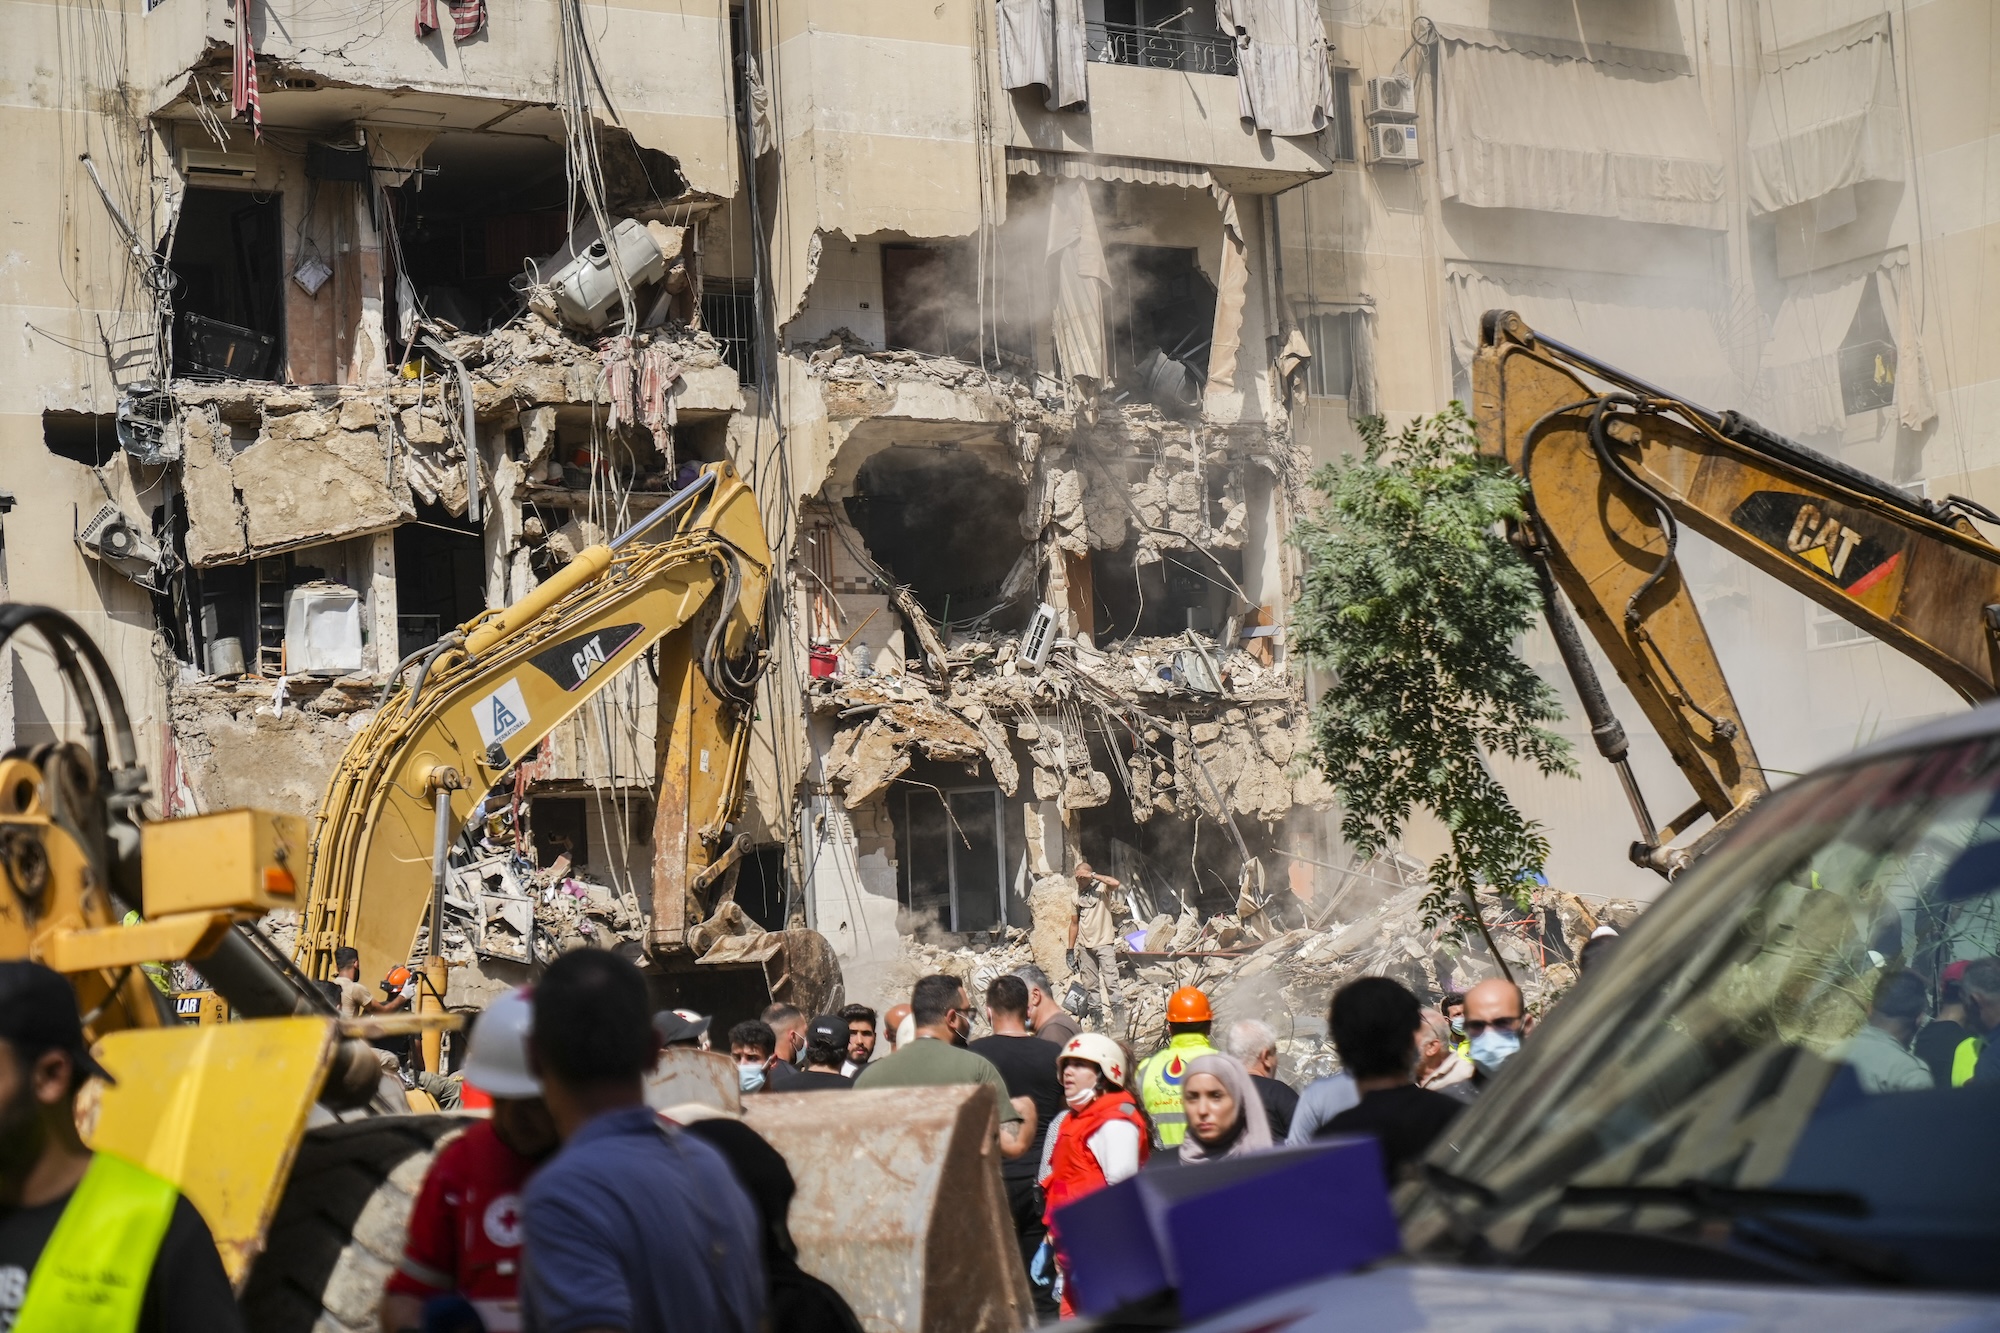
[177,145,258,178]
[1370,122,1421,166]
[1365,75,1417,121]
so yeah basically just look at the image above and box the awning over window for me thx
[1005,148,1213,190]
[1435,25,1726,230]
[1757,249,1933,436]
[1746,13,1904,214]
[1444,262,1742,408]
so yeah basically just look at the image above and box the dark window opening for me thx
[394,505,484,658]
[43,412,118,467]
[1331,71,1357,162]
[169,188,284,381]
[1303,311,1357,399]
[1092,1,1236,75]
[702,279,759,386]
[736,845,789,933]
[842,446,1030,627]
[1107,245,1217,412]
[896,778,1008,935]
[528,796,590,869]
[881,244,980,359]
[1839,273,1897,416]
[380,132,569,339]
[1092,541,1243,640]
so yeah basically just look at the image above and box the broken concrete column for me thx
[367,532,399,673]
[1027,873,1075,990]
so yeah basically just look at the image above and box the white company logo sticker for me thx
[474,679,531,751]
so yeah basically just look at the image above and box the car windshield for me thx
[1401,734,2000,1291]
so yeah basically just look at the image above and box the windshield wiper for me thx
[1560,1181,1869,1218]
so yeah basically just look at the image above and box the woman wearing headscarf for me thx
[1039,1033,1148,1317]
[1176,1052,1273,1164]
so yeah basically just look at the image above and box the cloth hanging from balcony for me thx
[1203,187,1249,406]
[416,0,487,43]
[998,0,1089,111]
[1214,0,1334,138]
[1746,14,1903,214]
[1443,262,1742,408]
[231,0,262,138]
[1435,26,1725,229]
[1047,178,1109,384]
[1757,249,1932,437]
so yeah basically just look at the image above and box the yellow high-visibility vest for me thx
[15,1152,178,1333]
[1952,1035,1986,1088]
[1134,1033,1218,1148]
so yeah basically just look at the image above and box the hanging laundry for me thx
[231,0,262,138]
[416,0,487,43]
[1215,0,1334,138]
[601,338,683,454]
[998,0,1089,111]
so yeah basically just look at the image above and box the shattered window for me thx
[1838,272,1897,416]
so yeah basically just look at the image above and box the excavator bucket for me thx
[744,1085,1033,1333]
[653,928,845,1034]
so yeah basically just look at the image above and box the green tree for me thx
[1290,404,1574,933]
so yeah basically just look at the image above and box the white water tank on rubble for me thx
[284,585,364,676]
[546,219,668,333]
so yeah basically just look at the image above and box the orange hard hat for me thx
[1166,986,1212,1024]
[385,965,413,988]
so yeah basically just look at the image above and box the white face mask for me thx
[1064,1082,1100,1110]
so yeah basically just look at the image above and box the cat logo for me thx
[529,623,644,691]
[1730,492,1903,597]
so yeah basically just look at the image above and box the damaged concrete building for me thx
[12,0,1998,1006]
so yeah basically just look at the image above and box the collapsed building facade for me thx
[8,0,1999,1003]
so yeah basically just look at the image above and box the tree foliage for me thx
[1290,404,1574,930]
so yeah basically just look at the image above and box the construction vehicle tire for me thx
[238,1114,469,1333]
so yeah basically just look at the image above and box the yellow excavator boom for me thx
[297,462,772,988]
[1474,311,2000,872]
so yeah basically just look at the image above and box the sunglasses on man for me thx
[1463,1015,1523,1037]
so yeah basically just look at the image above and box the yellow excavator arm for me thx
[298,462,771,986]
[1474,311,2000,874]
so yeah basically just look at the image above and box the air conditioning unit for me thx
[77,503,164,587]
[1365,74,1417,121]
[177,145,259,178]
[1370,121,1421,166]
[1020,602,1059,670]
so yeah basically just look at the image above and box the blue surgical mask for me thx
[738,1063,767,1093]
[1468,1027,1520,1070]
[1448,1018,1466,1042]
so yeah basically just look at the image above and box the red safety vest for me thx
[1043,1090,1149,1231]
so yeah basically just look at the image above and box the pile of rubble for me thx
[812,625,1326,826]
[434,843,649,969]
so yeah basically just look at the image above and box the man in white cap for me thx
[381,988,558,1333]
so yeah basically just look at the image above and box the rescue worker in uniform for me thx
[1131,987,1219,1150]
[382,988,557,1333]
[1039,1034,1147,1318]
[0,960,243,1333]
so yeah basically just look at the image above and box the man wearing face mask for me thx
[1462,978,1528,1089]
[730,1019,781,1094]
[854,976,1037,1160]
[0,961,244,1333]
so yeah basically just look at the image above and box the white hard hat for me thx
[462,988,541,1099]
[1058,1032,1128,1088]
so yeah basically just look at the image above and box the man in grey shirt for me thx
[1015,965,1081,1048]
[1285,1071,1360,1144]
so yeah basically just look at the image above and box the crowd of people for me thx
[1,853,1995,1333]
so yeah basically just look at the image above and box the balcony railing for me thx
[1086,20,1239,77]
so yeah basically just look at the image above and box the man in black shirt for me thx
[968,975,1064,1320]
[0,961,243,1333]
[1315,977,1462,1180]
[1224,1018,1299,1141]
[790,1016,856,1091]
